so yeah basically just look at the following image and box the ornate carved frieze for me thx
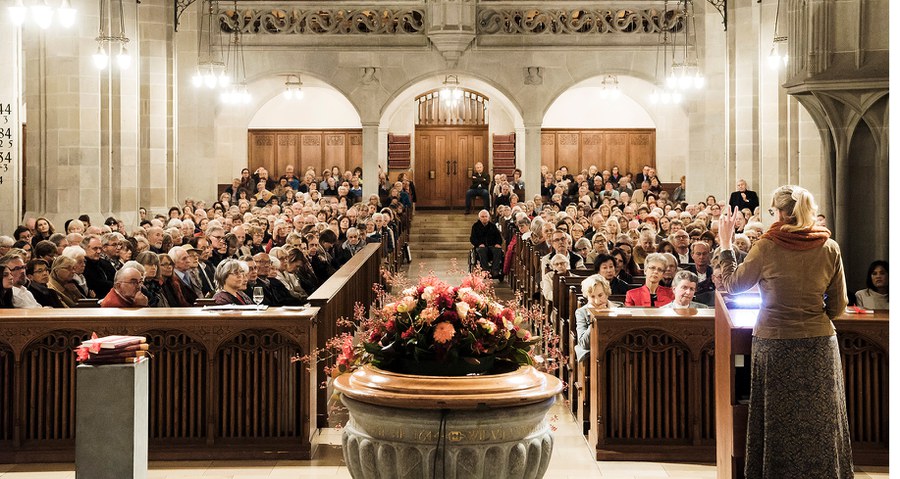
[218,7,426,35]
[477,7,685,35]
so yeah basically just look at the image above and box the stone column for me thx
[136,0,176,222]
[0,28,23,229]
[521,124,541,202]
[361,122,379,198]
[687,0,728,204]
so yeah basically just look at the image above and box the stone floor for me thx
[0,256,888,478]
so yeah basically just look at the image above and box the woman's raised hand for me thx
[718,206,740,249]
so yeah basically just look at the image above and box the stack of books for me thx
[75,334,150,365]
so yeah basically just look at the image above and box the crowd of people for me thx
[0,165,409,309]
[466,163,887,320]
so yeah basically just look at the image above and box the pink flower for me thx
[418,306,439,324]
[433,322,456,343]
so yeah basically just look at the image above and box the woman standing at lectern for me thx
[718,185,852,479]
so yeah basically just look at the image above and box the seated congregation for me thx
[0,165,410,309]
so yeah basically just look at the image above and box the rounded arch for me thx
[541,74,691,181]
[540,70,663,121]
[210,73,363,184]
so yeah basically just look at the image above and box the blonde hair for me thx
[581,274,611,297]
[771,185,817,232]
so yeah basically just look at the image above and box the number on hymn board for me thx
[0,104,10,115]
[0,128,10,138]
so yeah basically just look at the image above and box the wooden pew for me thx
[0,307,318,463]
[715,293,890,477]
[587,307,717,462]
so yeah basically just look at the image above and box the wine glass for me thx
[252,286,264,311]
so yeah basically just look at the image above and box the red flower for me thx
[401,327,416,340]
[385,319,397,332]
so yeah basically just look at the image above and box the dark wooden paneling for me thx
[540,129,656,176]
[248,129,362,179]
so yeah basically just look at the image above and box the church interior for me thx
[0,0,890,477]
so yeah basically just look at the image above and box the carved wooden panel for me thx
[248,130,362,180]
[0,343,13,442]
[416,89,489,126]
[540,129,656,177]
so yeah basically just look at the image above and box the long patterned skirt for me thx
[745,335,853,479]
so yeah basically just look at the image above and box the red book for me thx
[80,335,147,350]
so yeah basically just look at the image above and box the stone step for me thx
[409,231,471,240]
[409,250,471,259]
[408,241,471,251]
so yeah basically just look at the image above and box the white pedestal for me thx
[76,360,149,479]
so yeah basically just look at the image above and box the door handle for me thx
[453,161,458,175]
[446,161,451,175]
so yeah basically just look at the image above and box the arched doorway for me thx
[379,75,524,210]
[413,87,489,208]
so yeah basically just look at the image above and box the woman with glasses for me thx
[158,254,191,307]
[212,259,252,305]
[624,253,674,307]
[47,255,83,307]
[719,186,851,478]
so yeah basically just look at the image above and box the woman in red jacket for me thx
[624,252,674,307]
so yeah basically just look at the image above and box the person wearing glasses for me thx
[0,251,43,308]
[100,266,149,308]
[25,259,64,308]
[213,259,252,305]
[624,253,674,307]
[47,255,83,307]
[718,186,851,478]
[335,227,364,267]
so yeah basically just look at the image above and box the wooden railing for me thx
[307,242,382,428]
[0,308,317,463]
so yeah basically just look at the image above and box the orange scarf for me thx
[760,221,831,251]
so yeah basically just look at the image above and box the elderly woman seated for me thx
[574,274,624,362]
[625,252,674,307]
[662,270,709,309]
[541,253,570,303]
[47,255,84,307]
[213,259,253,305]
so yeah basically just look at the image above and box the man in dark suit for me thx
[728,179,760,214]
[82,236,113,297]
[686,242,715,301]
[470,210,504,279]
[465,162,491,214]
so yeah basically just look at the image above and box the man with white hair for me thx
[470,210,504,279]
[146,226,165,253]
[100,266,148,307]
[169,246,199,305]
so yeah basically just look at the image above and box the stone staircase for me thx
[407,211,475,261]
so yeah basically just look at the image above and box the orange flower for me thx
[433,322,456,343]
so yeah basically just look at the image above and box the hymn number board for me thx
[0,103,13,184]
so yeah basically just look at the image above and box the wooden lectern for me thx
[714,291,889,479]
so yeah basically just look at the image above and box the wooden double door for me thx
[413,127,488,208]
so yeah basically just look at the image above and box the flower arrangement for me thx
[319,271,545,377]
